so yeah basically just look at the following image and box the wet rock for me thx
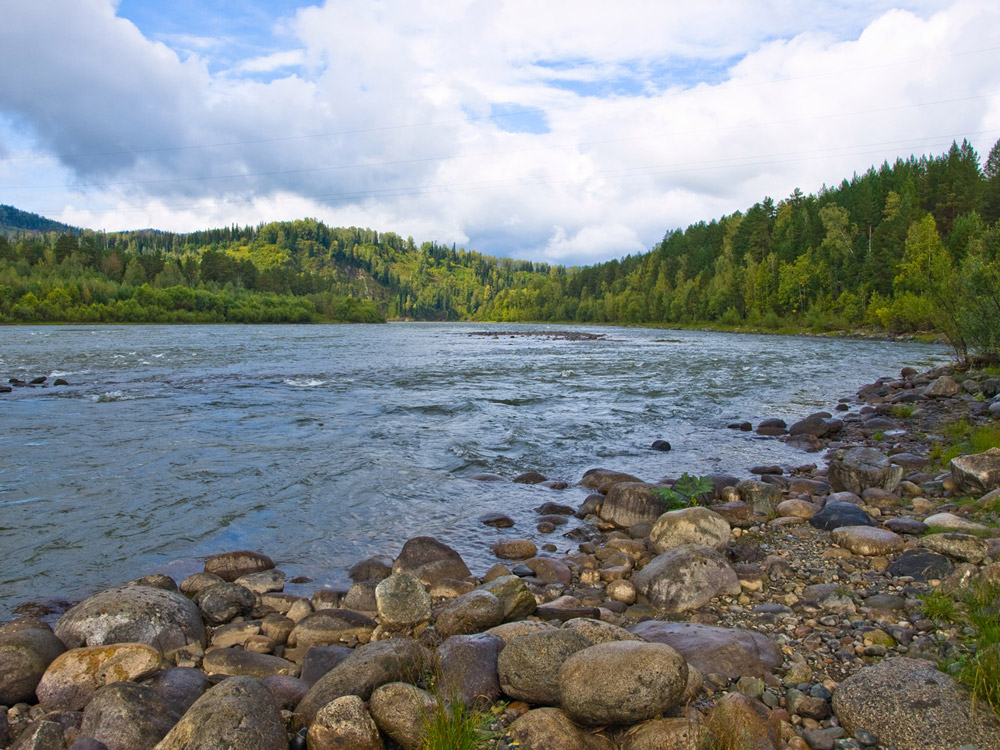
[375,573,432,627]
[831,526,904,556]
[0,620,66,705]
[632,545,740,613]
[192,583,255,625]
[491,538,537,560]
[126,574,177,592]
[919,532,989,563]
[950,447,1000,495]
[558,641,687,725]
[651,440,672,451]
[630,621,782,679]
[535,502,575,515]
[598,482,668,528]
[478,512,514,528]
[514,470,548,484]
[392,537,471,585]
[506,707,615,750]
[201,649,295,678]
[154,675,286,750]
[348,555,394,583]
[809,502,875,531]
[369,682,436,750]
[789,414,834,437]
[786,434,824,452]
[497,629,593,705]
[886,549,954,582]
[436,633,505,709]
[203,550,274,582]
[55,586,206,651]
[36,643,163,711]
[649,507,731,553]
[828,447,904,494]
[579,469,643,494]
[477,575,536,621]
[832,657,1000,750]
[434,590,504,638]
[179,573,225,596]
[307,694,383,750]
[80,682,178,750]
[756,418,788,436]
[294,638,433,729]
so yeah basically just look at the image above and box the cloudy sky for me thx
[1,0,998,265]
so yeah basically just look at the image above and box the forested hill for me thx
[0,205,79,237]
[1,138,999,359]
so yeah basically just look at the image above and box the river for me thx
[0,323,948,617]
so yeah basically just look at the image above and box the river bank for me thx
[2,359,1000,749]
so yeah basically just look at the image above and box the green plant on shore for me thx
[655,473,714,510]
[890,404,918,418]
[872,430,885,441]
[921,588,959,623]
[421,698,504,750]
[931,420,1000,468]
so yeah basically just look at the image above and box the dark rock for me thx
[630,620,783,679]
[55,586,206,651]
[261,673,308,711]
[145,667,211,717]
[575,494,603,518]
[755,418,788,436]
[0,620,66,705]
[598,482,667,527]
[507,707,615,750]
[30,376,47,385]
[53,379,69,387]
[80,682,179,750]
[650,440,672,451]
[728,421,752,431]
[192,583,255,625]
[299,645,353,687]
[786,434,823,452]
[434,590,504,638]
[202,649,295,678]
[579,468,643,494]
[478,575,536,621]
[535,502,574,515]
[478,512,514,528]
[348,554,394,583]
[514,471,547,484]
[884,518,929,535]
[789,414,832,437]
[203,550,274,582]
[809,502,875,531]
[750,465,783,475]
[8,719,65,749]
[470,473,505,482]
[497,629,592,705]
[436,633,505,709]
[392,536,471,585]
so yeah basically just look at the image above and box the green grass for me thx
[422,699,503,750]
[922,588,960,622]
[890,404,918,418]
[930,420,1000,468]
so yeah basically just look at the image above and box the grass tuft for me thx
[921,588,959,622]
[422,698,502,750]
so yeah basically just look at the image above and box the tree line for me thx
[1,138,998,360]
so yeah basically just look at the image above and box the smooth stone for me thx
[558,641,687,725]
[179,573,225,596]
[832,657,1000,750]
[369,682,436,750]
[886,549,954,582]
[348,555,394,583]
[579,469,643,494]
[146,668,210,717]
[436,633,505,709]
[201,649,295,678]
[507,707,615,750]
[598,482,668,528]
[478,512,514,528]
[55,586,206,651]
[192,583,255,625]
[561,618,641,644]
[535,502,575,515]
[831,526,904,555]
[884,518,929,535]
[523,557,572,586]
[234,569,285,595]
[293,638,433,729]
[374,573,432,627]
[922,512,989,533]
[434,590,504,638]
[307,694,383,750]
[342,581,379,612]
[36,643,163,711]
[617,717,704,750]
[809,502,875,531]
[484,620,557,644]
[260,673,308,711]
[287,610,376,650]
[632,545,740,613]
[650,440,672,451]
[80,682,178,750]
[0,620,66,705]
[477,575,536,621]
[491,538,538,560]
[630,621,782,679]
[649,507,731,553]
[392,536,471,585]
[299,646,353,687]
[920,532,989,563]
[203,550,274,582]
[497,629,593,705]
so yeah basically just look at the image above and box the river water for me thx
[0,323,947,617]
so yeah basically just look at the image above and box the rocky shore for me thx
[2,364,1000,750]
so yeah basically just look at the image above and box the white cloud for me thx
[0,0,997,265]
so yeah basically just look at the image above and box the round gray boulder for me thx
[0,619,66,705]
[375,573,432,627]
[632,545,740,613]
[649,507,730,553]
[81,682,179,750]
[392,536,471,585]
[497,629,592,705]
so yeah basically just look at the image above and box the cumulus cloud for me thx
[0,0,997,265]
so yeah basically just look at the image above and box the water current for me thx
[0,323,948,617]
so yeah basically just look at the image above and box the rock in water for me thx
[55,586,206,651]
[391,537,471,585]
[831,657,1000,750]
[153,676,286,750]
[558,641,688,725]
[203,550,274,582]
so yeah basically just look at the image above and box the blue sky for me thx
[1,0,998,265]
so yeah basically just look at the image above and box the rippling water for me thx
[0,323,947,617]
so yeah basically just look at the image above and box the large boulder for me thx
[36,643,163,710]
[294,638,433,729]
[832,657,1000,750]
[55,586,206,651]
[808,502,875,531]
[436,633,505,709]
[950,447,1000,495]
[192,583,255,625]
[558,641,688,725]
[497,630,593,705]
[477,575,536,621]
[153,676,286,750]
[630,621,782,679]
[735,480,782,517]
[886,549,954,582]
[369,682,436,750]
[434,590,504,638]
[598,483,668,528]
[203,550,274,582]
[506,707,615,750]
[0,619,66,705]
[831,526,904,556]
[80,682,179,750]
[828,447,904,494]
[919,532,989,563]
[649,507,730,553]
[287,610,376,650]
[392,536,471,585]
[632,545,740,613]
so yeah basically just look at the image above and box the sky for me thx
[0,1,998,266]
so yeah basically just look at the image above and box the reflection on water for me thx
[0,323,947,616]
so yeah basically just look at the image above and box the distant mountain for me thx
[0,204,80,237]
